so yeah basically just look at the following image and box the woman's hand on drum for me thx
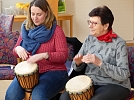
[15,46,30,60]
[82,53,102,67]
[73,54,83,66]
[27,52,49,63]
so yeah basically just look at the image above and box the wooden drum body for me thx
[66,75,94,100]
[14,61,39,92]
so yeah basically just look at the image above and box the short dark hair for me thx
[89,5,114,30]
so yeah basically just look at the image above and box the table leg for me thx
[59,20,63,29]
[70,17,73,37]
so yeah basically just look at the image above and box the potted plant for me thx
[58,0,66,13]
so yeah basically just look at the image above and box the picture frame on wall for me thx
[58,0,66,13]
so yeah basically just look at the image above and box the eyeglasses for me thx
[87,20,101,27]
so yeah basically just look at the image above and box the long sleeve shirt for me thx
[72,34,131,90]
[13,25,68,73]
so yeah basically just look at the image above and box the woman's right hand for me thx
[15,46,30,60]
[73,54,83,66]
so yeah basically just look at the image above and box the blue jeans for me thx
[5,70,68,100]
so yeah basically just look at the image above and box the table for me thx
[58,14,73,37]
[126,40,134,46]
[14,14,73,37]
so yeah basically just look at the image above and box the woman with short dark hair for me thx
[59,5,131,100]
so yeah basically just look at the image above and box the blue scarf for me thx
[20,21,57,55]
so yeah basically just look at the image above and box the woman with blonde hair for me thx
[5,0,68,100]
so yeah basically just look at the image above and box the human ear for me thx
[104,23,109,30]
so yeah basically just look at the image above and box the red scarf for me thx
[97,30,117,42]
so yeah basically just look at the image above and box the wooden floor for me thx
[0,80,12,100]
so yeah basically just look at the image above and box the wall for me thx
[1,0,133,42]
[64,0,134,42]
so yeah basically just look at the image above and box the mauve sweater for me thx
[13,25,68,73]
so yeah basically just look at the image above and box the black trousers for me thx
[59,84,130,100]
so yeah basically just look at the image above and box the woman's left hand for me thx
[27,52,49,63]
[82,53,102,67]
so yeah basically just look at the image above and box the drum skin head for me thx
[66,75,92,93]
[14,61,38,76]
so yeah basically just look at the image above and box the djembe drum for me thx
[66,75,94,100]
[14,61,39,100]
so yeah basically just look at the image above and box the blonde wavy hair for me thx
[25,0,56,30]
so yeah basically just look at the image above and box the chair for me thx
[0,14,14,33]
[126,46,134,100]
[0,31,19,65]
[0,14,20,80]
